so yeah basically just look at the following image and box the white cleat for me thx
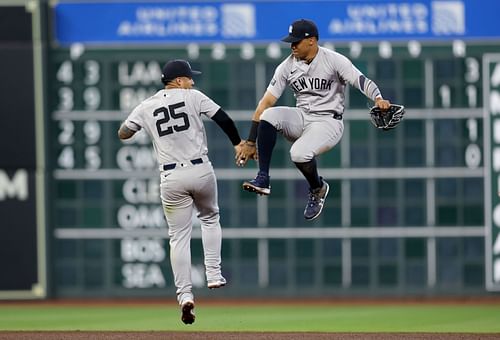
[208,277,227,289]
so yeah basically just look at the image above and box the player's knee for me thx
[289,147,313,163]
[260,107,280,123]
[198,210,219,223]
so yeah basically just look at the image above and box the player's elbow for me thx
[118,127,134,140]
[118,130,127,140]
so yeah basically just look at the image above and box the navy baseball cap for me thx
[161,59,201,84]
[281,19,319,43]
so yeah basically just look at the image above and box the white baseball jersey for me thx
[268,46,381,115]
[123,87,225,306]
[124,88,220,165]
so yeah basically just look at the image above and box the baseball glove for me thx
[370,104,405,131]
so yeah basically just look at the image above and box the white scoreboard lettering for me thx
[0,169,28,201]
[485,55,500,291]
[119,176,167,289]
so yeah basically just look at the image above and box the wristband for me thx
[247,120,259,142]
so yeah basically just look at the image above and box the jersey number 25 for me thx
[153,102,190,137]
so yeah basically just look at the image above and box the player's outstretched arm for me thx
[334,53,391,110]
[210,108,242,146]
[236,91,277,166]
[250,91,278,122]
[210,109,254,167]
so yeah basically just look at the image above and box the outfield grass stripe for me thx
[0,305,499,332]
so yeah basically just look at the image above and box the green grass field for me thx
[1,303,500,333]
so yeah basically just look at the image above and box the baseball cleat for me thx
[181,301,195,325]
[242,172,271,195]
[208,277,227,289]
[304,178,329,220]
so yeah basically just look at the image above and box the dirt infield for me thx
[1,331,500,340]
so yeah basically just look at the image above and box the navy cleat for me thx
[304,178,329,220]
[180,301,195,325]
[242,172,271,195]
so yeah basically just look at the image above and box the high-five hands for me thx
[235,140,258,167]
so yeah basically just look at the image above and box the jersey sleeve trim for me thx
[358,75,382,101]
[125,120,142,131]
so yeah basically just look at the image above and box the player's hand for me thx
[375,97,391,111]
[234,141,245,166]
[235,141,258,167]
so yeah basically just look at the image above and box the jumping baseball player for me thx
[236,19,390,220]
[118,59,244,325]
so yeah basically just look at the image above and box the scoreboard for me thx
[1,0,498,298]
[45,39,500,297]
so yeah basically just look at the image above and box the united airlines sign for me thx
[53,0,500,45]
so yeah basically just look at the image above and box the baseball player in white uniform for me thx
[237,19,390,220]
[118,59,244,325]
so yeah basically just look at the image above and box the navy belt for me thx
[163,158,203,171]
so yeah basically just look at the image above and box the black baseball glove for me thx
[370,104,405,131]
